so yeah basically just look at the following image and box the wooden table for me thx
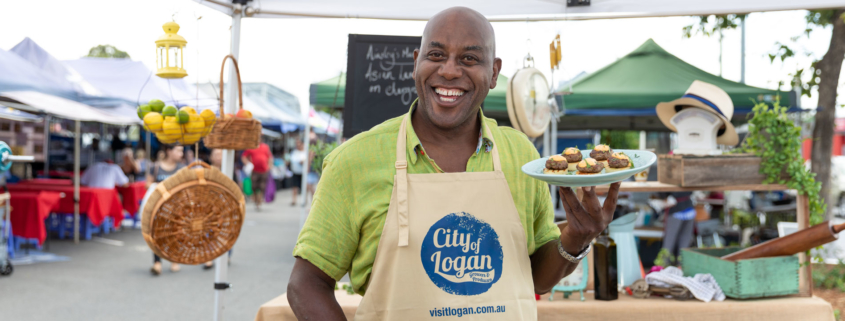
[255,290,834,321]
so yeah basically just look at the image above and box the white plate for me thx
[521,149,657,187]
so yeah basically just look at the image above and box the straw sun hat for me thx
[656,80,739,146]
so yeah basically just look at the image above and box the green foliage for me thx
[311,141,339,175]
[768,10,839,97]
[682,14,748,38]
[734,101,826,225]
[87,45,130,58]
[599,130,640,149]
[813,261,845,292]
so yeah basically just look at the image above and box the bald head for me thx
[412,7,502,131]
[423,7,496,58]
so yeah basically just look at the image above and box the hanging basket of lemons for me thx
[138,99,217,145]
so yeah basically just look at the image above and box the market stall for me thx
[0,90,137,242]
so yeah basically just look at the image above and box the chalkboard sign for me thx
[343,34,421,138]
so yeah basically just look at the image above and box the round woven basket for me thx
[141,161,245,265]
[203,54,261,150]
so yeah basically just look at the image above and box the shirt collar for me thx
[405,99,495,165]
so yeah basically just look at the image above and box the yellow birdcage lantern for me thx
[155,21,187,79]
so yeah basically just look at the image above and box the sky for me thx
[0,0,839,116]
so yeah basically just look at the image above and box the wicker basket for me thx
[203,54,261,150]
[141,161,245,265]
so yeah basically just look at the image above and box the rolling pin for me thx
[721,221,845,261]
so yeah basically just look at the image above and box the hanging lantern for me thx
[155,21,187,79]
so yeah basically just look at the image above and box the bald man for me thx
[288,7,620,320]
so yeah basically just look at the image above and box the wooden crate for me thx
[658,154,772,187]
[681,247,799,299]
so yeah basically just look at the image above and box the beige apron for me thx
[355,115,537,320]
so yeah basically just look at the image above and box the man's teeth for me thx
[434,88,465,97]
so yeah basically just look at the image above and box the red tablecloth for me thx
[9,191,62,244]
[7,184,123,228]
[117,182,147,216]
[18,179,73,186]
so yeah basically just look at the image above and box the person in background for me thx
[119,148,138,181]
[289,139,305,207]
[134,149,148,182]
[155,150,166,168]
[184,148,196,166]
[242,142,273,211]
[305,141,318,207]
[652,192,695,265]
[147,145,185,275]
[81,155,129,189]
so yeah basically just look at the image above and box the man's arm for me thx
[288,258,345,320]
[530,183,621,294]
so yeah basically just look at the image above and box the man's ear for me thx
[490,57,503,89]
[413,49,420,79]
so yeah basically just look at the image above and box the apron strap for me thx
[393,113,502,247]
[395,115,410,247]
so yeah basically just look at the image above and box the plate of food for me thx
[521,145,657,187]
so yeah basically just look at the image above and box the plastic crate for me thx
[681,247,799,299]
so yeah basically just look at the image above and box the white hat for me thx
[657,80,738,146]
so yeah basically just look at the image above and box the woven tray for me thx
[141,161,245,264]
[203,54,261,150]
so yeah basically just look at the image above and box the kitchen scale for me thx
[669,108,724,156]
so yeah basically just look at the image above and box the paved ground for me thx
[0,189,305,321]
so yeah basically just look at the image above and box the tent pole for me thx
[73,120,80,244]
[43,115,50,177]
[214,4,242,321]
[740,18,746,84]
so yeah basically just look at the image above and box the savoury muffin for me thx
[606,152,634,173]
[562,147,582,171]
[590,144,613,167]
[544,155,569,174]
[576,158,604,175]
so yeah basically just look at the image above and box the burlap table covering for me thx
[255,290,834,321]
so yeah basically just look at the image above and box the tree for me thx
[86,45,130,58]
[684,11,845,220]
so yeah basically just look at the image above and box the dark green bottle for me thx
[593,229,618,301]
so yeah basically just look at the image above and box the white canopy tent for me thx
[193,1,845,319]
[0,90,137,243]
[195,0,845,21]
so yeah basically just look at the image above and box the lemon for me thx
[143,112,163,132]
[162,116,182,137]
[200,109,217,127]
[182,133,202,145]
[180,106,197,115]
[185,114,205,134]
[155,132,177,144]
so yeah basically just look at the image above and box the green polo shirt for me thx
[293,103,559,294]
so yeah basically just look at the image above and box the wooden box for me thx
[681,247,799,299]
[658,154,769,187]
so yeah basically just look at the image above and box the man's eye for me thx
[429,52,444,58]
[463,56,478,62]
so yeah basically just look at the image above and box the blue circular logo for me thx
[420,212,503,296]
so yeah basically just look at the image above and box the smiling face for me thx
[413,7,502,130]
